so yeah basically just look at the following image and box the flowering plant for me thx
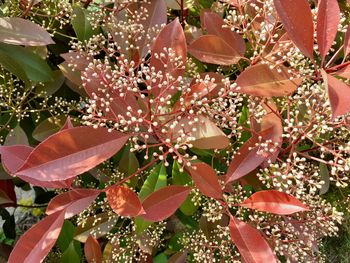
[0,0,350,262]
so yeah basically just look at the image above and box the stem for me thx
[20,0,34,18]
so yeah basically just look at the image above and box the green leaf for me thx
[139,162,167,200]
[0,43,53,82]
[0,50,28,82]
[72,6,96,42]
[153,253,168,263]
[57,220,75,252]
[118,145,139,176]
[35,70,65,96]
[60,241,81,263]
[32,115,67,142]
[172,161,198,216]
[4,124,28,146]
[319,163,330,195]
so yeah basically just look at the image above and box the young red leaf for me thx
[46,189,100,219]
[240,190,309,215]
[150,18,187,83]
[0,180,16,207]
[225,127,274,184]
[273,0,314,59]
[8,210,65,263]
[334,64,350,79]
[317,0,340,63]
[187,162,223,199]
[15,127,129,182]
[321,70,350,119]
[229,217,277,263]
[235,64,302,97]
[344,26,350,58]
[0,17,54,46]
[188,35,241,65]
[85,235,102,263]
[106,185,144,217]
[201,11,245,56]
[141,185,191,222]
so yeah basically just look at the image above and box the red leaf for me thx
[321,70,350,119]
[15,127,129,182]
[0,145,33,174]
[84,235,102,263]
[8,210,65,263]
[188,35,241,65]
[273,0,314,58]
[344,26,350,58]
[141,185,191,222]
[333,64,350,79]
[235,64,302,97]
[150,18,187,84]
[46,189,100,219]
[0,17,54,46]
[229,217,277,263]
[61,116,74,130]
[240,190,309,215]
[225,128,274,184]
[201,11,245,56]
[187,162,223,199]
[317,0,340,63]
[0,180,16,206]
[106,185,144,217]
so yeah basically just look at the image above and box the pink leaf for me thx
[229,217,277,263]
[240,190,309,215]
[344,26,350,58]
[141,185,191,222]
[106,185,144,217]
[0,17,54,46]
[273,0,314,58]
[85,235,102,263]
[46,189,100,219]
[188,35,241,65]
[187,162,223,199]
[333,64,350,79]
[201,11,245,56]
[235,64,302,97]
[317,0,340,63]
[15,126,129,182]
[150,18,187,83]
[8,210,65,263]
[321,70,350,119]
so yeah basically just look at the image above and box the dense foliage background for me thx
[1,0,350,262]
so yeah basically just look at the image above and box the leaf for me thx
[229,217,277,263]
[0,145,33,174]
[106,185,144,217]
[240,190,309,215]
[15,126,129,183]
[0,190,14,206]
[60,241,81,263]
[139,162,167,201]
[0,180,16,206]
[57,220,76,252]
[334,64,350,78]
[201,11,245,56]
[150,18,187,86]
[165,0,192,9]
[317,0,340,63]
[71,6,95,42]
[118,146,139,176]
[321,70,350,119]
[235,64,302,97]
[273,0,314,58]
[74,212,118,243]
[0,43,53,82]
[188,35,242,65]
[168,251,187,263]
[172,115,230,149]
[32,115,70,141]
[319,163,330,195]
[85,236,102,263]
[186,162,223,199]
[225,128,274,184]
[344,26,350,57]
[141,185,191,222]
[0,17,54,46]
[0,49,29,82]
[8,210,65,263]
[4,125,28,146]
[46,189,100,219]
[36,70,65,96]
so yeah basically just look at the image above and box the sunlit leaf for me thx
[85,235,102,263]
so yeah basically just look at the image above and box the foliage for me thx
[0,0,350,262]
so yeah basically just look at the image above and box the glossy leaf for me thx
[32,115,71,141]
[321,70,350,119]
[240,190,309,215]
[85,235,102,263]
[273,0,314,58]
[334,64,350,78]
[235,64,302,97]
[150,18,187,83]
[344,26,350,58]
[188,35,241,65]
[0,17,54,46]
[139,162,167,201]
[118,146,139,176]
[0,145,33,175]
[317,0,340,62]
[15,126,129,182]
[187,162,223,199]
[201,11,245,56]
[141,185,191,222]
[107,185,144,217]
[60,241,81,263]
[46,189,100,219]
[8,210,65,263]
[0,180,16,206]
[0,49,28,82]
[71,6,96,42]
[229,217,277,263]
